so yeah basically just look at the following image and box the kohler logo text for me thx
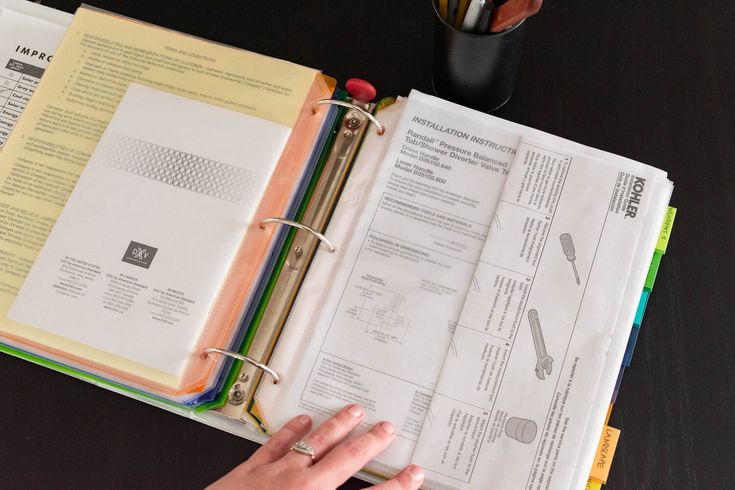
[625,177,646,218]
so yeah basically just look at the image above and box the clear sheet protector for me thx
[10,84,291,396]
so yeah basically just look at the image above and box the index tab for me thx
[644,252,663,291]
[589,425,621,483]
[585,479,603,490]
[656,206,676,254]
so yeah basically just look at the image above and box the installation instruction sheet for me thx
[259,91,671,488]
[259,92,520,470]
[411,138,669,489]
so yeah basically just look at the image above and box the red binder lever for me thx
[345,78,377,103]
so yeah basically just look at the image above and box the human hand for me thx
[208,403,424,490]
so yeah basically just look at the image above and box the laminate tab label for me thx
[589,425,620,483]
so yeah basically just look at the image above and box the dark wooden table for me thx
[2,1,733,488]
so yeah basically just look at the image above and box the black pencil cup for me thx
[432,2,526,112]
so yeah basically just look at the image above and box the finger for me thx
[371,465,425,490]
[282,403,365,468]
[308,421,397,488]
[242,414,312,469]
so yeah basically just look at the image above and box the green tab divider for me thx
[644,252,663,291]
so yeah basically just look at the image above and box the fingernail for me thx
[347,404,363,418]
[408,465,424,482]
[297,414,310,425]
[379,421,395,435]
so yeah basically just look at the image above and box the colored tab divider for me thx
[589,425,621,484]
[622,328,640,368]
[589,206,676,486]
[656,206,676,254]
[634,290,649,327]
[611,366,625,404]
[585,479,603,490]
[644,252,663,291]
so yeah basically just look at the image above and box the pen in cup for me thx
[446,0,459,24]
[439,0,448,20]
[461,0,496,33]
[454,0,471,29]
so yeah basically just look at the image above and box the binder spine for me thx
[213,93,384,421]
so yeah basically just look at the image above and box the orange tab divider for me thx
[589,425,621,483]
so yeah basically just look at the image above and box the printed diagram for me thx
[528,309,553,380]
[346,287,411,344]
[505,416,538,444]
[559,233,581,285]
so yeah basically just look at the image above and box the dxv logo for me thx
[122,241,158,269]
[131,247,149,260]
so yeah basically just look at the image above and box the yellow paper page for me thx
[0,6,319,387]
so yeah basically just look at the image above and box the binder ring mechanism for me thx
[259,217,336,253]
[312,99,385,136]
[204,347,281,384]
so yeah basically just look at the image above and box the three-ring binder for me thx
[259,217,336,252]
[204,347,281,384]
[312,99,386,135]
[215,91,385,418]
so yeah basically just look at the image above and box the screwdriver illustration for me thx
[528,309,553,380]
[559,233,580,285]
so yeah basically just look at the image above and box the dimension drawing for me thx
[346,287,411,344]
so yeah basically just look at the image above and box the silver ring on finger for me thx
[290,440,316,462]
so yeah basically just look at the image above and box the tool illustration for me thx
[528,309,553,380]
[505,416,538,444]
[559,233,580,285]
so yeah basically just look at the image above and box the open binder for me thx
[0,5,676,489]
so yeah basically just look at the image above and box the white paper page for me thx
[412,139,669,489]
[568,177,671,490]
[0,4,69,148]
[257,93,520,472]
[10,84,290,378]
[257,91,671,484]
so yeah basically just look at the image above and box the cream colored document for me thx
[0,2,69,148]
[0,5,319,390]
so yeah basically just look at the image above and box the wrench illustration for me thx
[528,309,553,380]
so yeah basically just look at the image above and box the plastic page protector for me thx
[10,83,289,387]
[0,5,332,399]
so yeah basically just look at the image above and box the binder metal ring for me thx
[259,217,336,253]
[312,99,385,136]
[204,347,281,384]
